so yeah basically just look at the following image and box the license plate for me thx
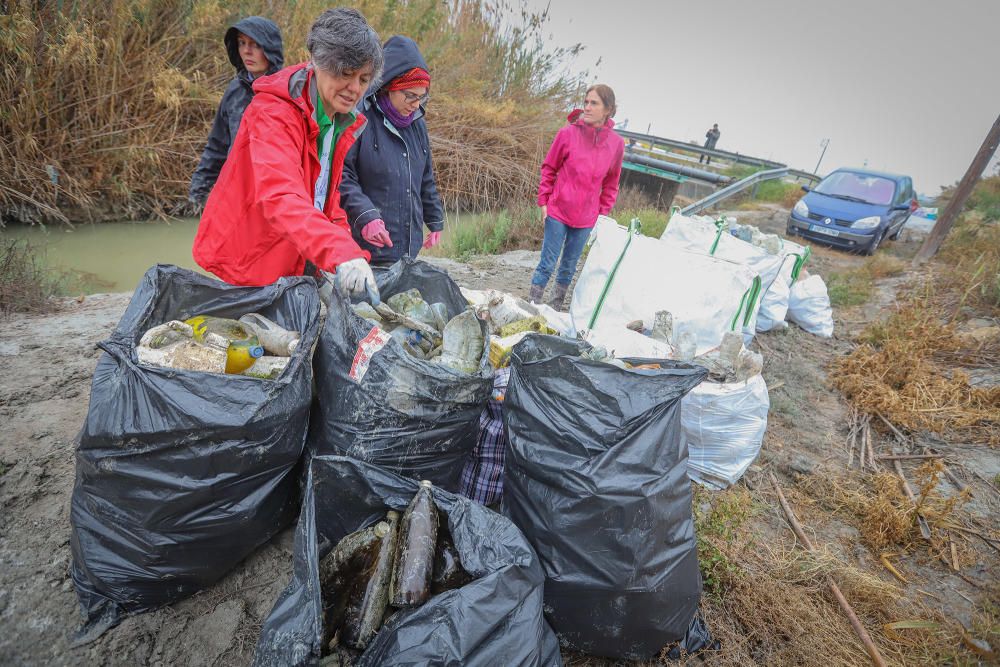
[810,225,840,237]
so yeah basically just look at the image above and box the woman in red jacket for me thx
[192,8,383,298]
[530,84,624,309]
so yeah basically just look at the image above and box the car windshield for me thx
[814,172,897,205]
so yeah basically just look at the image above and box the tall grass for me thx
[928,174,1000,313]
[0,239,62,315]
[722,165,803,208]
[0,0,584,224]
[425,197,670,260]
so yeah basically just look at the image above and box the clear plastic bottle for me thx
[238,313,300,357]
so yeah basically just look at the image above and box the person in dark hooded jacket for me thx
[339,35,445,265]
[188,17,284,205]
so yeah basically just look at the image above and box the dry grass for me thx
[644,484,981,667]
[831,303,1000,445]
[826,254,906,307]
[800,465,972,555]
[937,211,1000,315]
[0,0,583,224]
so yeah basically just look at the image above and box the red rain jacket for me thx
[537,110,624,229]
[193,63,370,286]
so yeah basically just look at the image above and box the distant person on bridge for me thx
[699,123,721,165]
[530,84,624,310]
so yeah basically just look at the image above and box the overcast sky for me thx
[523,0,999,196]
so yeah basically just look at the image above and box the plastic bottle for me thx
[674,331,697,361]
[719,331,743,367]
[434,310,484,374]
[184,315,264,374]
[238,313,300,357]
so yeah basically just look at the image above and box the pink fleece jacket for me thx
[537,110,624,229]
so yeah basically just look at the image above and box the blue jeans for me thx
[531,217,590,288]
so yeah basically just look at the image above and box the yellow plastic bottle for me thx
[184,315,264,374]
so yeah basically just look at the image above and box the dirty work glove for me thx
[334,258,380,301]
[422,230,441,249]
[361,219,393,248]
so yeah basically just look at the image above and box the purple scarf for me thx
[377,93,416,129]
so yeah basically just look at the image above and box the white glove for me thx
[333,258,379,301]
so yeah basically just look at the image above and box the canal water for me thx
[2,218,206,294]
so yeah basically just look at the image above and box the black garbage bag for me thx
[503,334,713,660]
[308,258,491,491]
[70,264,321,642]
[253,455,562,666]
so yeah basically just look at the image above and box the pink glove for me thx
[361,219,393,248]
[423,230,441,249]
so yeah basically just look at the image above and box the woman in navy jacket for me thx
[340,35,445,265]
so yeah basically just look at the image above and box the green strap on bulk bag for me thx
[789,245,811,282]
[742,275,763,326]
[587,218,642,330]
[709,218,727,255]
[728,275,763,331]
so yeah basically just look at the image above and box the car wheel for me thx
[864,229,885,255]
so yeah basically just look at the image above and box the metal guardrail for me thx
[624,150,731,184]
[680,167,791,215]
[617,129,786,169]
[788,169,822,184]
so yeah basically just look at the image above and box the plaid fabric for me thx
[460,367,511,505]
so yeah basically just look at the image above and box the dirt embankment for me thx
[1,207,996,666]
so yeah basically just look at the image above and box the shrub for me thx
[0,239,62,315]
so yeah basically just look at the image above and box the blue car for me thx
[786,168,916,254]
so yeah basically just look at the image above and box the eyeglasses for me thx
[400,90,430,105]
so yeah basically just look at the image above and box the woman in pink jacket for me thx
[530,84,624,309]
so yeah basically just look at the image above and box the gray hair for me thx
[307,8,383,85]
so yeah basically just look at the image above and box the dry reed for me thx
[832,303,1000,445]
[0,0,584,224]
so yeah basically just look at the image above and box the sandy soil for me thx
[1,208,996,666]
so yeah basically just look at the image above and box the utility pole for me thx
[914,112,1000,264]
[813,139,829,174]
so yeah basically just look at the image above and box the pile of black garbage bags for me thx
[69,261,718,663]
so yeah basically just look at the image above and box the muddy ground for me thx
[1,207,996,666]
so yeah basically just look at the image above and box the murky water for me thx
[1,218,207,294]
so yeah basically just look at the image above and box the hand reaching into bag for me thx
[331,259,379,301]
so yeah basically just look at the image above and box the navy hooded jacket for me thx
[339,35,445,265]
[188,17,283,204]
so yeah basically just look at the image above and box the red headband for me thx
[386,68,431,91]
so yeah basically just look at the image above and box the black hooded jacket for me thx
[188,17,283,204]
[339,35,445,264]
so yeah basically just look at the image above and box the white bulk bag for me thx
[661,213,799,333]
[683,374,769,489]
[787,274,834,337]
[571,217,761,357]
